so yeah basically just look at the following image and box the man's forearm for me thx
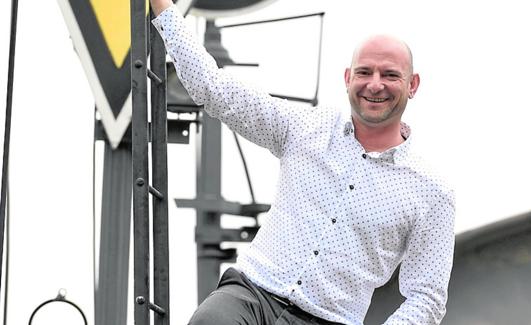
[150,0,172,16]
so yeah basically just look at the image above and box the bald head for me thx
[344,34,420,129]
[351,35,414,75]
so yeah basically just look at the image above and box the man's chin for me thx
[359,112,391,125]
[351,106,396,126]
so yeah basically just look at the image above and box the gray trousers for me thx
[188,268,344,325]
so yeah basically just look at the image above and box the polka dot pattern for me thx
[153,6,455,325]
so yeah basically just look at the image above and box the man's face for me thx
[344,37,419,128]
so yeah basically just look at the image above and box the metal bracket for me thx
[136,178,164,200]
[135,296,166,316]
[147,69,163,85]
[149,185,164,200]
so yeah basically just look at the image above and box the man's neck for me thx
[352,118,404,153]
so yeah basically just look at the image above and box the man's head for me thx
[344,35,420,128]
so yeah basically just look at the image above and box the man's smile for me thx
[362,96,389,103]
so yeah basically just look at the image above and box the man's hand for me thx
[150,0,172,16]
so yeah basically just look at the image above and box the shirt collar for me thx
[343,119,413,165]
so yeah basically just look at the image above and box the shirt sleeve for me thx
[384,189,456,325]
[151,5,295,158]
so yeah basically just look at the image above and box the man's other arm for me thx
[384,190,456,325]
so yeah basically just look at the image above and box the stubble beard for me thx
[351,101,396,126]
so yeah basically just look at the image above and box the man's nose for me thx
[367,74,384,93]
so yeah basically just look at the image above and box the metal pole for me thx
[195,114,224,303]
[130,0,150,323]
[95,141,132,325]
[1,0,19,294]
[149,10,171,325]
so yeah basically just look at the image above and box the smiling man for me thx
[150,1,455,324]
[345,35,420,153]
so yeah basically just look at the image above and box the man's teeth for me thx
[365,97,386,103]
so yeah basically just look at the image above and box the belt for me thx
[268,292,294,307]
[265,290,346,325]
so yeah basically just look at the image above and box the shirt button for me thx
[314,250,319,256]
[297,280,302,285]
[362,153,367,159]
[331,218,337,224]
[349,184,354,190]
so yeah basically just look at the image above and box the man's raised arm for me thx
[149,1,300,158]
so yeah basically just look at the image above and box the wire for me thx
[232,132,256,203]
[183,0,198,17]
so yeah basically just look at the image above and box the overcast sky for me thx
[1,0,531,324]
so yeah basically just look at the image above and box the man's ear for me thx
[408,73,420,98]
[344,68,352,88]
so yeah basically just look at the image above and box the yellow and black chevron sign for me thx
[57,0,148,148]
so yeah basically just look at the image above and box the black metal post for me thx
[195,114,224,303]
[150,10,171,325]
[130,0,150,323]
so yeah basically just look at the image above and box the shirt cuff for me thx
[151,4,182,39]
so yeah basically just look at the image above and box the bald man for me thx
[150,1,455,324]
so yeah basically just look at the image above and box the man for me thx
[150,1,455,324]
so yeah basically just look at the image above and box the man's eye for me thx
[355,71,370,76]
[384,73,401,80]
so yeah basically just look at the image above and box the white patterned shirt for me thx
[153,6,455,325]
